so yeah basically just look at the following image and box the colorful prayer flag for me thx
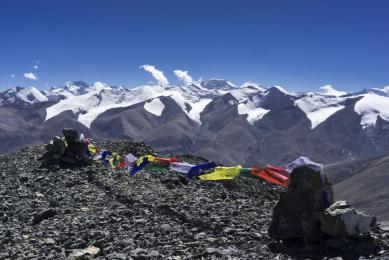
[199,166,242,180]
[187,162,217,179]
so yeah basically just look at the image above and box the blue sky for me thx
[0,0,388,92]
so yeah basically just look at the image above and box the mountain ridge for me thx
[1,80,389,166]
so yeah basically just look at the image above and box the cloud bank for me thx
[24,72,38,80]
[174,70,193,85]
[140,65,169,86]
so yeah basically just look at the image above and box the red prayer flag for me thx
[251,165,289,188]
[154,157,182,166]
[115,158,127,169]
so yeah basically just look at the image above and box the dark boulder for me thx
[32,208,57,224]
[268,166,334,241]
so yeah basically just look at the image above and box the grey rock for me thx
[32,208,57,224]
[320,201,377,237]
[42,238,56,245]
[18,172,29,182]
[106,252,128,260]
[68,245,101,259]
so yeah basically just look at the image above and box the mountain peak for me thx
[240,82,267,92]
[367,85,389,97]
[266,85,295,96]
[320,85,347,97]
[87,81,110,92]
[200,79,237,91]
[64,81,89,94]
[0,86,48,106]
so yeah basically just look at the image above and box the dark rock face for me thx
[269,166,334,241]
[91,96,199,156]
[0,141,388,259]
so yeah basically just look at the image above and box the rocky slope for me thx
[1,140,389,259]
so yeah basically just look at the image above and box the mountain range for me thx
[1,79,389,166]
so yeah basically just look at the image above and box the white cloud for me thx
[174,70,193,85]
[140,65,169,86]
[33,60,40,70]
[24,72,38,80]
[320,84,347,97]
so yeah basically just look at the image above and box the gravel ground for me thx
[0,140,388,259]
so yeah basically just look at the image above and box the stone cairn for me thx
[39,128,91,169]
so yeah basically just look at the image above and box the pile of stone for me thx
[39,128,91,169]
[269,166,377,241]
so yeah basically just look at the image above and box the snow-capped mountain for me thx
[0,86,48,106]
[354,93,389,128]
[42,81,89,101]
[200,78,237,92]
[2,80,387,130]
[44,81,222,128]
[295,93,347,129]
[229,84,270,124]
[1,80,389,166]
[45,82,131,128]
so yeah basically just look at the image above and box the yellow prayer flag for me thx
[109,158,115,168]
[88,144,97,155]
[199,166,242,180]
[136,155,155,166]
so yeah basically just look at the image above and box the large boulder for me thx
[320,200,377,237]
[268,166,334,241]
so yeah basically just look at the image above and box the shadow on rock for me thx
[269,233,383,260]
